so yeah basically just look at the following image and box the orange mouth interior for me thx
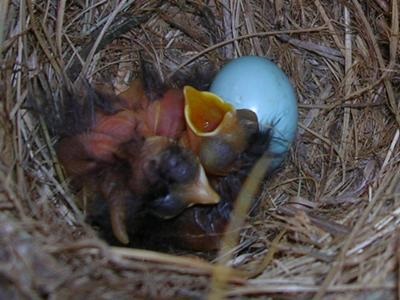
[184,86,234,136]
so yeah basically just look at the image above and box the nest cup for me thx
[1,1,399,299]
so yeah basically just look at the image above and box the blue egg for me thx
[210,56,298,168]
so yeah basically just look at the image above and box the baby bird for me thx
[57,79,221,245]
[131,128,272,251]
[55,62,275,251]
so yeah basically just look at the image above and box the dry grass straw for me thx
[1,0,399,299]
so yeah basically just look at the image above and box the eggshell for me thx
[210,56,298,167]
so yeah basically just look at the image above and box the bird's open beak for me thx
[184,86,236,137]
[183,86,248,175]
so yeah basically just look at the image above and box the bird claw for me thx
[109,197,130,244]
[100,169,136,245]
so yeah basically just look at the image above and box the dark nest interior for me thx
[1,1,399,299]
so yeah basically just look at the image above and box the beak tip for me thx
[212,195,221,204]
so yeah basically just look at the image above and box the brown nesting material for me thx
[0,1,399,299]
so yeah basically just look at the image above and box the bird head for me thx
[183,86,259,175]
[129,136,220,219]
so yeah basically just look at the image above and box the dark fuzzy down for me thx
[86,129,278,252]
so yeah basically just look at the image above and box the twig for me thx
[56,0,66,58]
[208,154,273,299]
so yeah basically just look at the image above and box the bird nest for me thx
[1,0,399,299]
